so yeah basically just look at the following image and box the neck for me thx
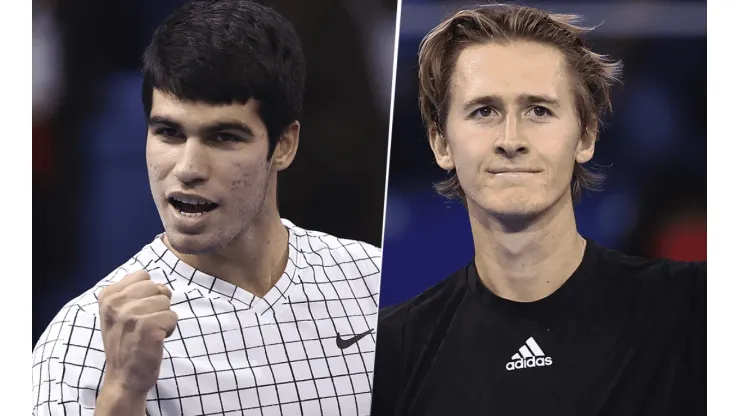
[469,192,586,303]
[164,183,289,298]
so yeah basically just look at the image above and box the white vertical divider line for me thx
[378,0,404,255]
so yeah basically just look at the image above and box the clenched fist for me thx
[96,270,178,411]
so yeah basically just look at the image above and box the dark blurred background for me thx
[32,0,397,344]
[380,0,707,307]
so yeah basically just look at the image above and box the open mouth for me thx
[168,196,219,217]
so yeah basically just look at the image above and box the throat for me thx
[474,234,586,302]
[163,220,291,298]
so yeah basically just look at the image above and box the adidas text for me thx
[505,356,553,371]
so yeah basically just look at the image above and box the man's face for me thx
[146,90,275,255]
[431,41,595,219]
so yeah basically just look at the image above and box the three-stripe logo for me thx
[505,337,553,371]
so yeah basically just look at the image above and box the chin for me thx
[164,230,227,255]
[473,191,548,219]
[489,204,544,220]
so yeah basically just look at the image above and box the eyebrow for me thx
[462,94,561,112]
[147,116,255,137]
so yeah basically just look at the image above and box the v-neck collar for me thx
[146,220,301,318]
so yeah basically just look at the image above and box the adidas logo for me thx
[505,337,553,371]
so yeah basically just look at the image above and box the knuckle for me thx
[99,297,120,320]
[122,313,139,333]
[128,269,145,278]
[122,311,138,325]
[137,280,163,298]
[134,270,151,280]
[101,307,117,329]
[141,317,167,341]
[105,292,126,309]
[99,301,113,317]
[99,284,118,303]
[98,296,109,311]
[152,295,171,309]
[160,285,173,298]
[162,294,174,306]
[119,305,138,324]
[138,316,155,331]
[140,279,157,289]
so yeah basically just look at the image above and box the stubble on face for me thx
[145,90,274,256]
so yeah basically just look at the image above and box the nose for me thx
[494,114,529,158]
[172,139,210,186]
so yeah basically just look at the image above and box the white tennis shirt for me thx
[32,219,381,416]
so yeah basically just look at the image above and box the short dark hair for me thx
[142,0,306,156]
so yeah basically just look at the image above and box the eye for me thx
[472,106,494,118]
[213,132,241,143]
[155,127,182,138]
[529,106,553,118]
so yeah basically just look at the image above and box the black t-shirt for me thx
[371,240,706,416]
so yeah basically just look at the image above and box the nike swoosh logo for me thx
[336,328,374,349]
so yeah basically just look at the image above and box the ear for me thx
[270,121,300,171]
[429,125,455,171]
[575,118,597,164]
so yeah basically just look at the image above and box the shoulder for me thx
[592,242,706,287]
[32,299,102,413]
[588,241,706,314]
[67,241,166,316]
[286,219,380,260]
[32,241,162,411]
[285,218,381,278]
[284,219,382,314]
[33,240,160,355]
[379,265,468,327]
[372,266,468,413]
[32,282,110,412]
[377,265,468,353]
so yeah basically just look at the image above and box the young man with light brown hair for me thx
[371,4,706,415]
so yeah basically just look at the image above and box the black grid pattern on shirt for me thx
[32,224,381,416]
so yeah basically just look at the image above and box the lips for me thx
[488,168,540,174]
[167,194,219,214]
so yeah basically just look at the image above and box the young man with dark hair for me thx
[33,2,381,415]
[371,4,706,416]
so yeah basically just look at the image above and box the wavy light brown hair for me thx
[418,3,622,202]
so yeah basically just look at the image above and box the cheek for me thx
[538,139,578,184]
[448,125,490,173]
[224,158,270,220]
[230,179,246,193]
[147,159,162,180]
[146,140,172,181]
[229,158,269,192]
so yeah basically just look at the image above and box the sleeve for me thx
[32,304,106,416]
[370,301,410,416]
